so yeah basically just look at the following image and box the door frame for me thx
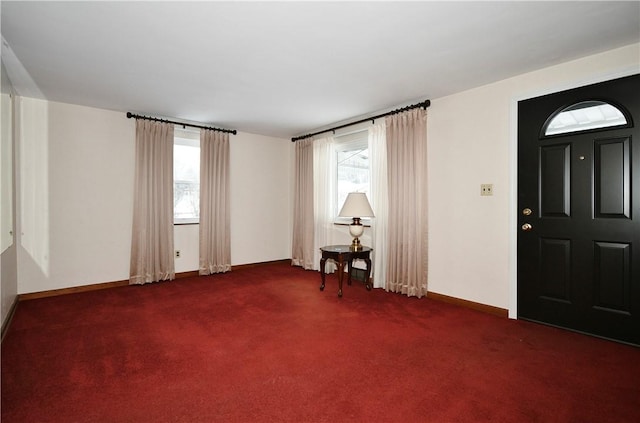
[507,68,639,319]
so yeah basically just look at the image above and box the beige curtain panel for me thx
[291,138,315,269]
[130,120,175,285]
[199,129,231,275]
[385,108,428,297]
[369,122,389,289]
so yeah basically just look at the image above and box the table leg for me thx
[364,257,372,290]
[319,257,326,291]
[347,259,353,286]
[337,260,345,298]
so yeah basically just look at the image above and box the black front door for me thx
[517,74,640,345]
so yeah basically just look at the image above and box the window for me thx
[335,131,370,222]
[543,100,628,136]
[174,128,200,224]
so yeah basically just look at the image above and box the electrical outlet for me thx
[175,250,181,258]
[480,184,493,196]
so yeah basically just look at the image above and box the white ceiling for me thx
[2,1,639,138]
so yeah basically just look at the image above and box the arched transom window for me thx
[543,100,628,136]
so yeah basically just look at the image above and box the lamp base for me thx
[350,238,363,251]
[349,219,364,251]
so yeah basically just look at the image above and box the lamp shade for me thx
[338,192,375,218]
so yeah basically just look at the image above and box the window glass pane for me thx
[174,135,200,223]
[544,101,627,136]
[337,145,369,215]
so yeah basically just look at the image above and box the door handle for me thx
[521,223,533,232]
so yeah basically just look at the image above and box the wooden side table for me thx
[319,245,373,297]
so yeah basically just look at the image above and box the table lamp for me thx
[338,192,375,251]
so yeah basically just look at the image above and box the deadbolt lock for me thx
[522,208,532,216]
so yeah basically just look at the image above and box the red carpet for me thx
[2,261,639,422]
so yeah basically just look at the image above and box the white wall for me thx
[1,58,18,326]
[11,43,639,307]
[427,43,640,313]
[230,132,292,265]
[16,100,135,293]
[16,100,292,294]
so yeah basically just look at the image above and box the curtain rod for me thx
[291,99,430,142]
[126,112,237,135]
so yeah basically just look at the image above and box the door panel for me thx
[518,73,640,345]
[540,144,571,217]
[539,238,572,303]
[594,137,630,217]
[593,241,630,314]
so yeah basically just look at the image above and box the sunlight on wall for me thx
[19,97,49,276]
[0,90,13,253]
